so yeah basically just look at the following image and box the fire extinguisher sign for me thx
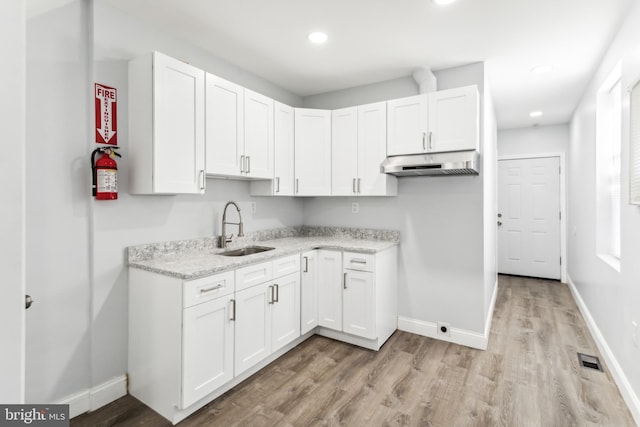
[95,83,117,145]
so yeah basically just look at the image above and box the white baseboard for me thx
[398,317,488,350]
[398,280,498,351]
[57,375,127,419]
[567,276,640,425]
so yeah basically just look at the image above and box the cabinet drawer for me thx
[272,254,300,278]
[183,270,235,308]
[343,252,375,272]
[236,261,273,292]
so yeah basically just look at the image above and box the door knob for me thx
[25,295,33,310]
[497,221,502,226]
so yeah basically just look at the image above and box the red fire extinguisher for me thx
[91,147,121,200]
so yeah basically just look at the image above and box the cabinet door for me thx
[205,73,244,177]
[300,250,318,335]
[234,282,272,376]
[317,250,342,330]
[357,102,393,196]
[182,296,234,408]
[244,89,274,179]
[153,52,205,193]
[386,94,428,156]
[273,102,295,195]
[428,85,479,153]
[294,108,332,196]
[331,107,358,196]
[271,272,301,352]
[343,270,376,340]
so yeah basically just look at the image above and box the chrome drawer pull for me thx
[200,284,224,293]
[350,258,367,264]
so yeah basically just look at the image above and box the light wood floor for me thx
[72,275,636,426]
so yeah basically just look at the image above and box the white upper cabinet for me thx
[205,73,244,177]
[331,107,358,196]
[428,85,479,153]
[250,101,294,196]
[386,93,429,156]
[294,108,332,196]
[244,89,274,179]
[129,51,206,194]
[331,103,396,196]
[387,85,479,156]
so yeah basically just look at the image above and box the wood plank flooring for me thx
[72,275,636,426]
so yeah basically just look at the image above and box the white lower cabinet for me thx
[271,272,301,352]
[300,250,319,334]
[182,295,234,408]
[317,249,343,330]
[342,270,376,340]
[234,281,272,376]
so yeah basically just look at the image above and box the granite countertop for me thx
[128,226,400,280]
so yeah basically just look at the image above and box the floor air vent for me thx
[577,353,603,372]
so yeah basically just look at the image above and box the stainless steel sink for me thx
[219,245,275,257]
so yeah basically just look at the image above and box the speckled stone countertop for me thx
[128,226,399,280]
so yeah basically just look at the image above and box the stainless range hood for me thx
[380,150,479,177]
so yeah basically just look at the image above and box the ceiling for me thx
[36,0,634,129]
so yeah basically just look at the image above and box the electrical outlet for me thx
[437,322,451,337]
[632,321,638,348]
[351,202,359,214]
[250,202,257,214]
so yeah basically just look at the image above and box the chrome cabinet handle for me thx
[268,285,274,304]
[428,131,433,150]
[357,178,361,194]
[343,272,347,289]
[350,258,367,264]
[295,178,299,194]
[230,299,236,321]
[303,256,309,272]
[275,177,280,193]
[353,178,356,194]
[422,132,427,150]
[247,156,251,174]
[200,283,223,293]
[240,155,245,173]
[274,283,279,303]
[199,170,206,190]
[25,295,33,310]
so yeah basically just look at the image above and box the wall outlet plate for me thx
[351,202,359,214]
[250,202,257,214]
[437,322,451,337]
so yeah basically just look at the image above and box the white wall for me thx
[0,0,26,404]
[25,0,304,405]
[569,0,640,419]
[303,63,497,336]
[498,124,569,157]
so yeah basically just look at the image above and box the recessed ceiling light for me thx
[308,32,328,44]
[432,0,457,5]
[529,111,543,118]
[530,65,552,74]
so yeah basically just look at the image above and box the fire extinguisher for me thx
[91,146,121,200]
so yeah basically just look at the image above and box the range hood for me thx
[380,150,479,177]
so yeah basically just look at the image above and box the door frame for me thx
[498,152,566,282]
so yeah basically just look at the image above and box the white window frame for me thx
[595,61,622,271]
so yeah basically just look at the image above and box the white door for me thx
[317,250,343,330]
[0,0,25,403]
[498,157,561,279]
[386,94,428,156]
[300,251,318,335]
[244,89,273,179]
[294,108,332,195]
[271,272,300,352]
[343,270,376,339]
[153,51,205,193]
[428,85,479,153]
[205,73,244,177]
[331,107,358,195]
[273,102,295,195]
[357,101,388,195]
[234,283,271,376]
[182,296,234,408]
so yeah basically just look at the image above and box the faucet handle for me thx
[226,234,234,243]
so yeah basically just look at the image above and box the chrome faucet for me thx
[219,201,244,248]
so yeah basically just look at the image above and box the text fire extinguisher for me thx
[91,147,121,200]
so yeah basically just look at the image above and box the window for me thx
[596,62,622,269]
